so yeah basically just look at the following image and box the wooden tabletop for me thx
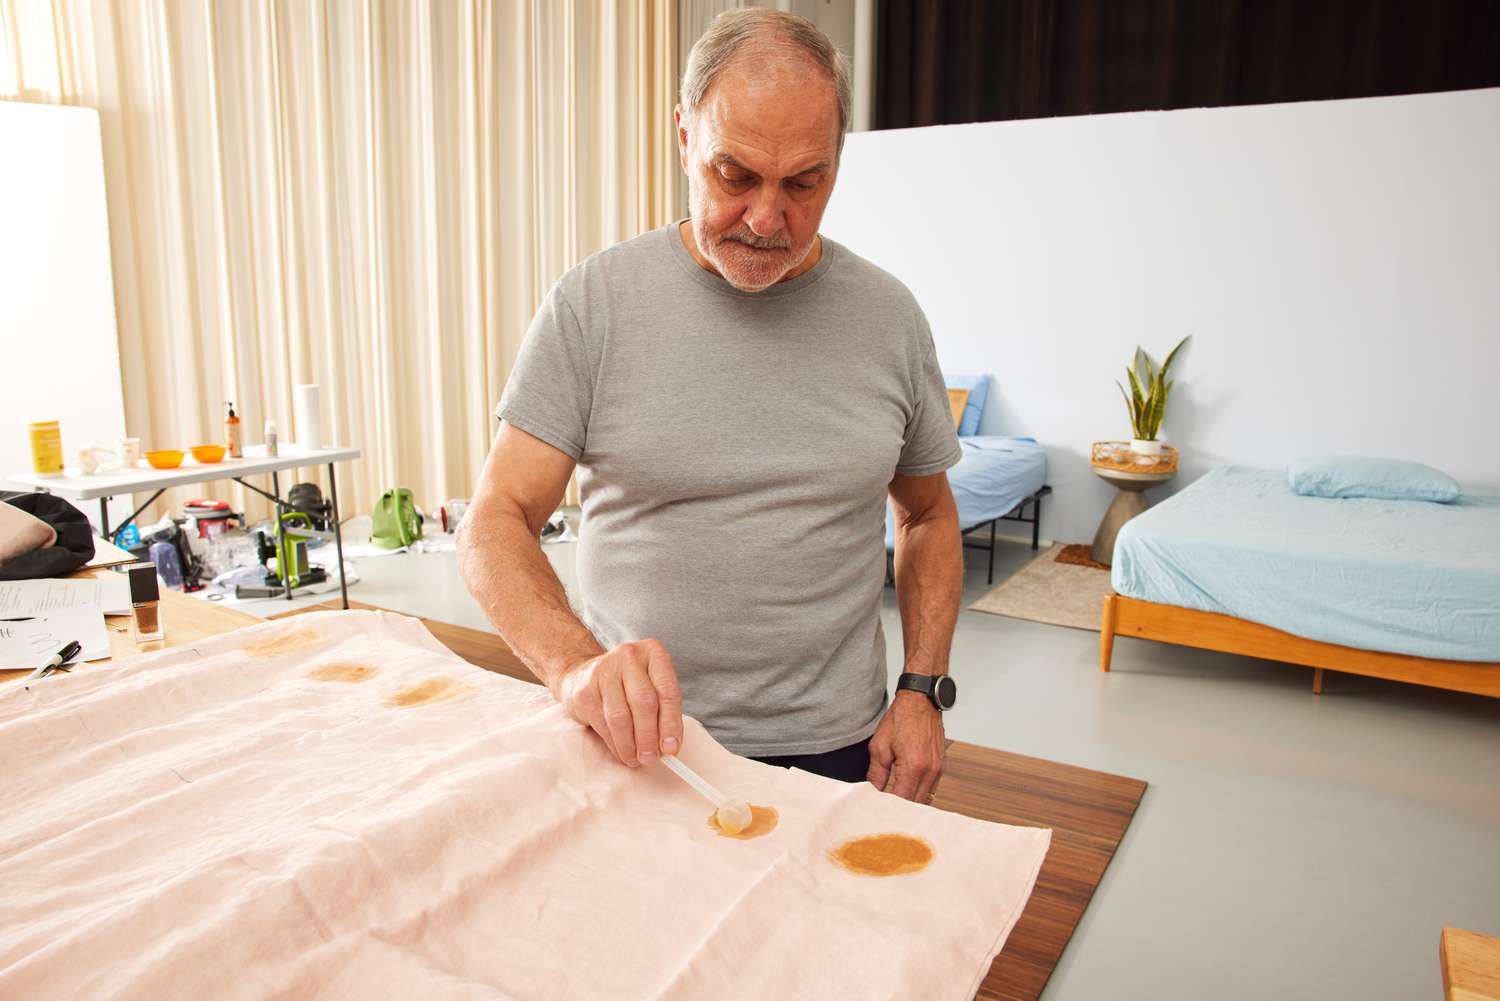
[1443,926,1500,1001]
[0,564,258,684]
[281,600,1148,1001]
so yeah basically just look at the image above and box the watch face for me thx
[934,675,957,710]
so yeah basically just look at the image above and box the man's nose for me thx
[744,183,786,238]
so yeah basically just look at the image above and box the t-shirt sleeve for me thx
[495,283,594,461]
[896,308,963,477]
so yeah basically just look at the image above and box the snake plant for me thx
[1117,336,1189,441]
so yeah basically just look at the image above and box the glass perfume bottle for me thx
[127,562,164,643]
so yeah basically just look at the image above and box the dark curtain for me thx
[876,0,1500,129]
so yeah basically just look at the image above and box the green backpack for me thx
[371,487,423,549]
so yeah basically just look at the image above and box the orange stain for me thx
[308,663,377,683]
[707,805,779,840]
[388,677,468,708]
[245,629,326,659]
[829,833,933,876]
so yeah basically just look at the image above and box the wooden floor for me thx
[281,600,1147,1001]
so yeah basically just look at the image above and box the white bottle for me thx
[264,420,279,457]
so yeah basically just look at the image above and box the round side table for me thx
[1089,442,1178,566]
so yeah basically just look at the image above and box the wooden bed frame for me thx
[1099,593,1500,698]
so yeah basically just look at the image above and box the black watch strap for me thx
[896,672,957,711]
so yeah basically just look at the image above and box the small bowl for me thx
[190,444,226,464]
[144,449,185,469]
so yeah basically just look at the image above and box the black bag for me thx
[0,493,97,580]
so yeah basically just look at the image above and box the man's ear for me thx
[674,104,689,168]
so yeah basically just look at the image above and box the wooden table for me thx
[281,600,1148,1001]
[0,563,258,683]
[1443,927,1500,1001]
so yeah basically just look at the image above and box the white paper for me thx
[0,577,131,618]
[0,609,112,669]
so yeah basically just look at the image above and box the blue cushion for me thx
[945,373,989,437]
[1287,456,1461,503]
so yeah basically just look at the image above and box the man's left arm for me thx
[868,470,963,802]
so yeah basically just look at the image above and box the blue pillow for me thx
[1287,456,1461,503]
[945,373,989,437]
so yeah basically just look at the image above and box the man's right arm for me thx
[456,422,684,766]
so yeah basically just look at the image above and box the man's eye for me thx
[721,171,753,185]
[787,178,816,192]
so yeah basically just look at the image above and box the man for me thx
[457,9,962,802]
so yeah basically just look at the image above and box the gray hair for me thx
[681,8,852,151]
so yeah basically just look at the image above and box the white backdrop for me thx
[0,102,129,532]
[822,87,1500,546]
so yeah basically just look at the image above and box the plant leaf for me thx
[1160,335,1189,380]
[1126,367,1146,436]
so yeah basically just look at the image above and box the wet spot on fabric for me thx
[308,663,377,683]
[245,629,327,659]
[708,805,779,840]
[829,834,933,876]
[389,678,467,708]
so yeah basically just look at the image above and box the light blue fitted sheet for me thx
[1112,466,1500,662]
[885,436,1047,549]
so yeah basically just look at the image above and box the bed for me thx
[1100,465,1500,697]
[886,436,1050,584]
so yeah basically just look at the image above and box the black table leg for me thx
[272,471,291,600]
[99,498,111,542]
[328,462,348,610]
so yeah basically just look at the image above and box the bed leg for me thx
[1312,668,1324,695]
[1100,595,1118,672]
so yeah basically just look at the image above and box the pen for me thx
[24,640,83,682]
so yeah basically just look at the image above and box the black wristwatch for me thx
[896,672,957,711]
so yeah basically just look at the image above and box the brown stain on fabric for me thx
[308,663,377,683]
[246,629,327,659]
[388,677,468,708]
[707,805,779,840]
[829,833,934,876]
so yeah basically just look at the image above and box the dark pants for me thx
[751,738,872,784]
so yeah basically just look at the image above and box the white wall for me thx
[822,88,1500,546]
[0,102,129,532]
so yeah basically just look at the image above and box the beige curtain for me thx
[1,0,678,523]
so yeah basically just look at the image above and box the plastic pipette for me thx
[660,754,752,834]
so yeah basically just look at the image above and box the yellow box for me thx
[28,420,63,476]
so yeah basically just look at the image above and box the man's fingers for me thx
[598,666,639,766]
[914,762,943,805]
[643,641,684,756]
[866,739,894,792]
[622,658,661,764]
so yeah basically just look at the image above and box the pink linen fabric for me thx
[0,610,1049,1000]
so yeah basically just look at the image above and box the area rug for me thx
[969,543,1113,631]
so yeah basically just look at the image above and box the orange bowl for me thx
[144,449,185,469]
[190,444,226,464]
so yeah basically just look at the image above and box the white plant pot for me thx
[1130,438,1164,455]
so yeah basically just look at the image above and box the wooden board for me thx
[283,600,1147,1001]
[1,567,258,684]
[1101,593,1500,699]
[1443,926,1500,1001]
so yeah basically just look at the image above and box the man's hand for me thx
[867,689,946,802]
[552,639,685,767]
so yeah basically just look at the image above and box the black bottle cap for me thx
[127,562,160,603]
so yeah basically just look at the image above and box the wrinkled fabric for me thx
[0,610,1050,1001]
[1112,466,1500,661]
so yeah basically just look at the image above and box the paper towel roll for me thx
[294,384,323,450]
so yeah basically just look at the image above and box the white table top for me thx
[5,445,360,500]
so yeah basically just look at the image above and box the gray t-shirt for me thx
[497,222,960,756]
